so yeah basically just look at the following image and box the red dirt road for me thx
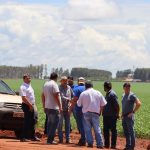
[0,130,149,150]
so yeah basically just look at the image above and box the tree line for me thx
[134,68,150,81]
[0,65,112,80]
[0,64,44,79]
[1,65,149,81]
[70,68,112,80]
[50,67,112,80]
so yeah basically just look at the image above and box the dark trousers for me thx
[21,103,37,139]
[103,116,117,147]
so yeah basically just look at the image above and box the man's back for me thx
[103,90,119,116]
[78,88,106,114]
[43,80,59,110]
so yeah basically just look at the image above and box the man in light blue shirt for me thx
[122,82,141,150]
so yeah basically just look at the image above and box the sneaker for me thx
[123,148,134,150]
[104,145,109,148]
[47,141,58,145]
[31,137,41,142]
[59,140,63,144]
[77,141,86,146]
[97,146,104,149]
[111,145,116,149]
[77,139,86,146]
[66,139,72,144]
[87,144,93,148]
[20,138,30,142]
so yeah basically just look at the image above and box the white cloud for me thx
[0,1,150,77]
[63,0,119,20]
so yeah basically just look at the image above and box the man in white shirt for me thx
[20,73,40,142]
[77,80,107,149]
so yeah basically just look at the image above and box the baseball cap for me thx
[78,77,85,84]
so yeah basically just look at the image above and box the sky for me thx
[0,0,150,77]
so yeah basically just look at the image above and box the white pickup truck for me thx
[0,80,24,138]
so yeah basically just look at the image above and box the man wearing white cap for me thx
[69,77,86,146]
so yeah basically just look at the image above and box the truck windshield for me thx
[0,80,16,95]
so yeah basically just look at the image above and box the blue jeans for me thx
[122,115,135,149]
[72,107,80,133]
[46,109,60,143]
[83,112,103,147]
[75,110,86,143]
[58,111,70,142]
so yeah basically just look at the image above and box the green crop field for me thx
[3,79,150,139]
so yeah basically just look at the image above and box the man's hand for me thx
[43,108,46,113]
[128,112,134,118]
[121,114,123,119]
[68,108,72,116]
[59,107,63,113]
[117,114,120,119]
[29,104,33,111]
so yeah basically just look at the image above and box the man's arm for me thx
[69,96,78,114]
[100,95,107,115]
[111,95,120,118]
[22,96,33,111]
[100,106,104,115]
[133,99,141,113]
[128,98,141,117]
[54,92,62,112]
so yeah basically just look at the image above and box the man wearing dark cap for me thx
[103,81,120,149]
[20,73,40,142]
[122,82,141,150]
[77,80,107,149]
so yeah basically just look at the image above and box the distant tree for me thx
[43,64,47,79]
[116,69,132,79]
[62,69,70,77]
[71,67,112,80]
[0,64,44,79]
[134,68,150,81]
[59,67,63,77]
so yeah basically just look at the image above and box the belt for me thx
[22,102,35,105]
[88,111,100,116]
[122,112,133,117]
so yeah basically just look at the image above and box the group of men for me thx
[19,73,141,150]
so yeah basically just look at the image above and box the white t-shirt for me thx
[20,82,35,104]
[77,88,107,114]
[43,80,60,110]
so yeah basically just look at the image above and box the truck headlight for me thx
[0,102,4,108]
